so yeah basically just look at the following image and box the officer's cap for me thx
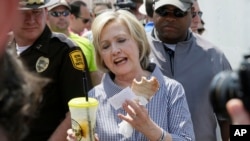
[19,0,58,10]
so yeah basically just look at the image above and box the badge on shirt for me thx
[69,50,85,71]
[36,56,49,73]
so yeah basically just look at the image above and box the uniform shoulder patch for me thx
[69,50,85,71]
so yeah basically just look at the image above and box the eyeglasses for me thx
[155,7,190,18]
[49,10,70,17]
[192,11,203,18]
[77,17,91,24]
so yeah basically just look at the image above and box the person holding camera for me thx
[210,55,250,126]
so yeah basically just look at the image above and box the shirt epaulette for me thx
[51,32,77,48]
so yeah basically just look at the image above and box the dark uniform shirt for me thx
[13,26,92,141]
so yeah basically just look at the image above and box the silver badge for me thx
[36,56,49,73]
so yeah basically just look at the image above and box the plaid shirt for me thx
[89,63,195,141]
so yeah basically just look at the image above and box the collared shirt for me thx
[89,63,195,141]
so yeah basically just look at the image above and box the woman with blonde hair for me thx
[67,10,195,141]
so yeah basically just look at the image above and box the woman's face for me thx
[99,21,142,76]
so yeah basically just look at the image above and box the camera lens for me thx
[209,71,242,119]
[210,55,250,120]
[239,55,250,111]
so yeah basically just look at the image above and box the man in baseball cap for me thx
[148,0,231,141]
[47,0,103,87]
[153,0,194,11]
[47,0,70,11]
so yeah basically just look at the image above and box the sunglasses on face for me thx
[192,11,203,18]
[49,10,70,17]
[155,7,190,18]
[77,17,91,24]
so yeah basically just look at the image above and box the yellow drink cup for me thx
[68,97,99,141]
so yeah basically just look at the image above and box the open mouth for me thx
[114,57,127,65]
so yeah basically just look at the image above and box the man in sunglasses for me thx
[190,0,204,34]
[69,0,92,36]
[148,0,232,141]
[10,0,92,140]
[47,0,102,86]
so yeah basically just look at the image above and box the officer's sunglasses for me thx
[49,10,70,17]
[155,7,190,18]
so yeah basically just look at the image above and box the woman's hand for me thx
[66,129,76,141]
[66,129,99,141]
[118,100,162,141]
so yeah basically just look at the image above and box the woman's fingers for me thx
[226,99,250,124]
[66,129,76,141]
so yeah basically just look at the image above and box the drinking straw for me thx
[83,70,93,140]
[83,70,88,101]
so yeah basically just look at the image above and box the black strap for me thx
[163,45,175,76]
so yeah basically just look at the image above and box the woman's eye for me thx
[102,44,110,50]
[118,39,126,43]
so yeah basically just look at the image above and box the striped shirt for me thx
[89,63,195,141]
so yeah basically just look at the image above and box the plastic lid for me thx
[68,97,99,108]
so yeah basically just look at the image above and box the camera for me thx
[113,0,137,11]
[210,55,250,119]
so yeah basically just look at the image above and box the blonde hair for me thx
[91,10,151,72]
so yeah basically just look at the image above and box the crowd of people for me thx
[0,0,249,141]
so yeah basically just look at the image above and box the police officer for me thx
[0,0,45,140]
[10,0,92,140]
